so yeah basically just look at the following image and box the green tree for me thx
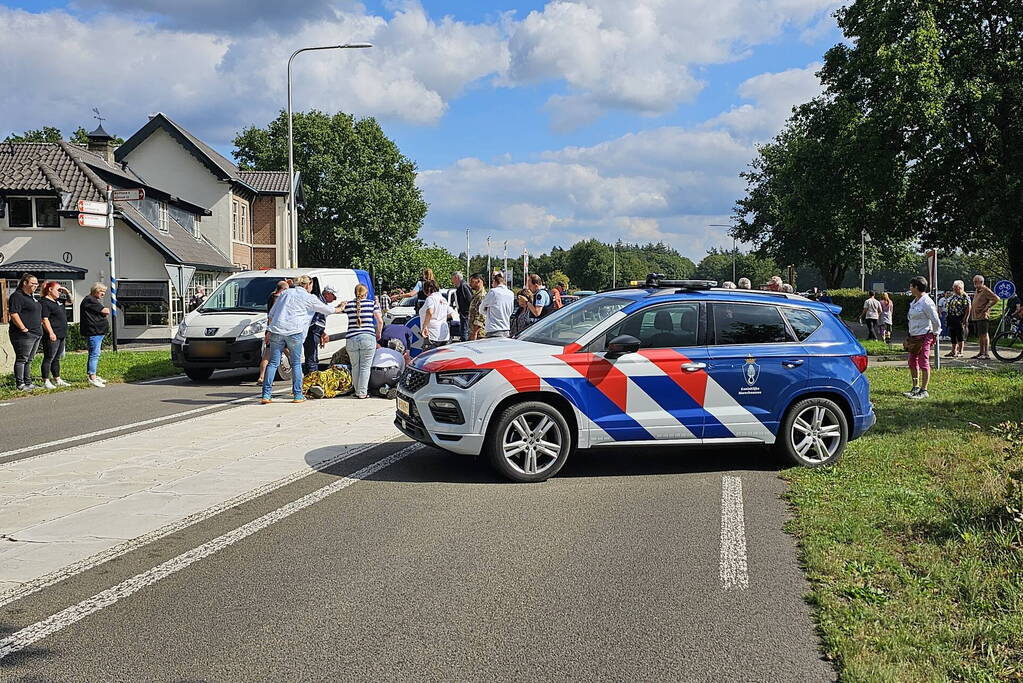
[4,126,124,145]
[546,269,571,291]
[360,240,461,291]
[819,1,1023,286]
[233,110,428,268]
[564,239,613,291]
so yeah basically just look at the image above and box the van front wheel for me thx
[184,367,214,382]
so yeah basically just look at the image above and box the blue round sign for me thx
[993,280,1016,300]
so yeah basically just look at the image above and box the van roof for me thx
[226,268,364,279]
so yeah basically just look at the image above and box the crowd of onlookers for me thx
[6,272,111,391]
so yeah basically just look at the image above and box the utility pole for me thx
[465,228,470,276]
[106,186,118,352]
[503,240,508,280]
[487,235,492,280]
[612,242,617,288]
[860,229,867,291]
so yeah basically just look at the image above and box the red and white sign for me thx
[77,199,107,215]
[78,213,107,228]
[111,189,145,202]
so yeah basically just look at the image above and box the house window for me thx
[5,196,60,229]
[122,301,170,327]
[231,200,239,240]
[158,201,170,234]
[240,203,248,242]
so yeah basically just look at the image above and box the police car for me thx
[394,276,875,482]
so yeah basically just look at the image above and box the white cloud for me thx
[706,63,824,139]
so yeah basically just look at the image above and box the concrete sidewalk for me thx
[0,397,400,596]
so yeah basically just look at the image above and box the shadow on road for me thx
[362,442,783,485]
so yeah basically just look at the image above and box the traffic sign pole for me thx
[107,186,118,353]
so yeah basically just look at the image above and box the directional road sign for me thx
[111,189,145,202]
[77,199,107,215]
[78,213,106,228]
[994,280,1016,300]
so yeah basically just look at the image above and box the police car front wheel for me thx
[778,397,848,467]
[486,402,571,482]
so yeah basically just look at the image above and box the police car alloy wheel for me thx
[487,402,571,483]
[778,397,848,467]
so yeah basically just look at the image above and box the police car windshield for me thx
[200,277,279,313]
[517,295,632,346]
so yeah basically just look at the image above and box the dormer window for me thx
[158,201,169,234]
[5,196,60,229]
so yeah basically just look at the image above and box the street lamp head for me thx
[340,42,373,49]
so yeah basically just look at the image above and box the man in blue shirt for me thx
[262,275,343,404]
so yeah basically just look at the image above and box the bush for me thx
[65,323,112,351]
[825,288,912,328]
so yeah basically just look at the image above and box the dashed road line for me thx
[0,392,278,464]
[719,475,749,590]
[0,435,404,609]
[0,443,422,661]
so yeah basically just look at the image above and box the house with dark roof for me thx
[0,127,238,341]
[116,113,297,271]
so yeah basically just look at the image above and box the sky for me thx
[0,0,842,263]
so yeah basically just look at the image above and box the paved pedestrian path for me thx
[0,397,399,597]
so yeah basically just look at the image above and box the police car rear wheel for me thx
[779,398,848,467]
[487,402,571,482]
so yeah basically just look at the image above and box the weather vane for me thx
[92,107,106,125]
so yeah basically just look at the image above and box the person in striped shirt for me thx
[341,284,382,399]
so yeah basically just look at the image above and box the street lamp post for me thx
[287,42,372,268]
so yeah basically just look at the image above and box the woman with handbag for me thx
[903,276,942,399]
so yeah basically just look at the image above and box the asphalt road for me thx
[0,369,268,464]
[0,436,834,681]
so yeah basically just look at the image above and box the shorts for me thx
[973,319,989,336]
[947,318,965,344]
[908,333,935,371]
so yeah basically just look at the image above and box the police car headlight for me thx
[435,369,491,389]
[240,320,266,337]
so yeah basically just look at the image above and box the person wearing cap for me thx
[262,275,344,404]
[303,285,337,374]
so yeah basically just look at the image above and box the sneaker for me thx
[909,389,929,399]
[291,397,306,404]
[43,379,56,390]
[55,378,71,387]
[385,387,398,401]
[15,384,26,392]
[95,376,108,385]
[903,387,921,398]
[260,398,273,405]
[308,386,325,399]
[88,377,105,388]
[22,383,39,391]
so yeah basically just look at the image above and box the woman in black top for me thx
[7,272,43,391]
[39,281,71,389]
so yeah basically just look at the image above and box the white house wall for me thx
[119,127,233,257]
[1,216,173,340]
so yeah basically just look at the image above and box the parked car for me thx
[172,268,372,381]
[395,276,875,482]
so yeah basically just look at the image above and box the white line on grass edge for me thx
[720,475,749,590]
[0,435,404,609]
[0,443,422,661]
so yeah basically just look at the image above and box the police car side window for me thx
[782,308,821,341]
[713,303,794,345]
[598,302,700,350]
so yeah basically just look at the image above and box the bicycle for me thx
[992,317,1023,362]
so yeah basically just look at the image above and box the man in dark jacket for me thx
[451,271,472,339]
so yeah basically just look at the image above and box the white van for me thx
[171,268,373,381]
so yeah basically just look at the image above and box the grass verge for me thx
[785,367,1023,681]
[859,339,907,357]
[0,350,178,400]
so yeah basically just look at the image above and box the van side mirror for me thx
[606,335,641,359]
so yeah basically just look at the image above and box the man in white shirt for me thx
[860,292,882,340]
[262,275,343,404]
[480,272,515,338]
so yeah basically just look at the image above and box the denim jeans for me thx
[346,333,376,398]
[303,325,324,374]
[10,333,41,386]
[262,332,305,400]
[41,336,66,380]
[87,335,104,376]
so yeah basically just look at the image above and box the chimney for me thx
[86,123,115,164]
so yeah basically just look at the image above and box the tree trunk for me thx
[1008,230,1023,292]
[825,262,847,290]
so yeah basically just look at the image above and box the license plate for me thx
[189,341,224,358]
[397,397,410,416]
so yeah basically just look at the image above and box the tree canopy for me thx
[5,126,125,145]
[233,110,428,269]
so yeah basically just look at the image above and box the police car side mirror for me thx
[606,335,641,359]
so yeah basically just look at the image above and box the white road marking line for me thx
[0,434,404,609]
[0,443,421,661]
[0,402,13,407]
[0,392,278,462]
[719,475,749,590]
[135,374,187,385]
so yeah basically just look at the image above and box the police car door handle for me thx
[681,362,706,372]
[782,359,805,368]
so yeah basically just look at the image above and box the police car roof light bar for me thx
[644,273,717,290]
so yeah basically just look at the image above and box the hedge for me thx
[65,323,112,351]
[824,289,913,329]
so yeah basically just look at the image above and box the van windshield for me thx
[199,277,281,313]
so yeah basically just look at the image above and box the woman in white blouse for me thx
[420,279,451,350]
[904,276,942,399]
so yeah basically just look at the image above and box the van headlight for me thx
[435,369,491,388]
[240,320,266,338]
[174,320,188,342]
